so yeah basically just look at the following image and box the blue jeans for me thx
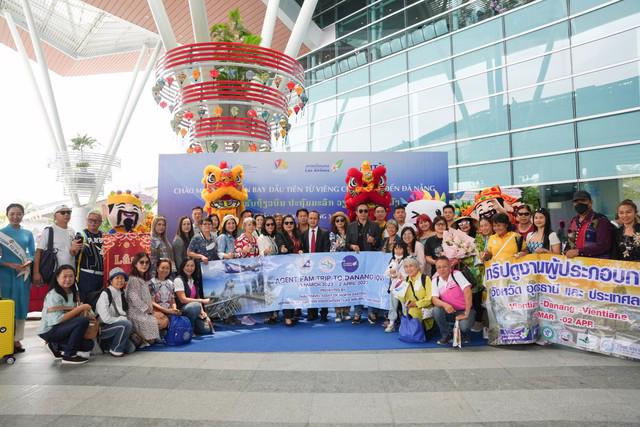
[100,319,136,353]
[387,294,401,324]
[181,302,213,335]
[39,316,94,356]
[433,306,476,339]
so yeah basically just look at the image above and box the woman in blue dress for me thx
[0,203,35,352]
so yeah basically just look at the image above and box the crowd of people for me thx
[1,190,638,364]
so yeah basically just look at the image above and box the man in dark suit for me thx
[346,203,382,324]
[301,210,331,321]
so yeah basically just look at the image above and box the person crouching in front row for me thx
[95,267,136,357]
[431,256,475,345]
[38,265,95,365]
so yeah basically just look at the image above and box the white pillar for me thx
[88,41,162,206]
[260,0,281,48]
[147,0,178,51]
[284,0,318,57]
[188,0,209,43]
[4,11,59,155]
[21,0,81,207]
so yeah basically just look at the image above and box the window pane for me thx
[454,44,504,79]
[288,141,310,152]
[410,107,456,145]
[371,117,410,151]
[336,107,370,132]
[574,61,640,117]
[338,67,369,93]
[309,117,337,139]
[506,23,569,64]
[419,143,456,166]
[408,61,451,92]
[337,0,366,18]
[370,75,407,103]
[336,28,369,56]
[337,127,371,151]
[455,94,508,138]
[371,96,407,122]
[454,69,506,101]
[572,27,640,74]
[514,153,577,185]
[512,124,575,157]
[369,0,404,21]
[507,50,572,90]
[308,79,336,101]
[337,87,369,112]
[309,135,337,152]
[370,52,406,81]
[336,11,367,36]
[505,0,567,36]
[409,83,454,114]
[408,36,450,69]
[458,135,509,164]
[369,11,406,40]
[580,145,640,179]
[310,97,336,120]
[577,111,640,148]
[570,0,609,15]
[458,162,511,190]
[452,17,502,55]
[509,79,574,129]
[571,0,640,45]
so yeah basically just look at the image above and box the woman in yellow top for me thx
[395,257,434,331]
[481,213,521,262]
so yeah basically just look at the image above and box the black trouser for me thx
[472,291,485,323]
[39,317,94,356]
[78,270,104,303]
[307,308,328,319]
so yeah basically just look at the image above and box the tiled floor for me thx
[1,321,639,426]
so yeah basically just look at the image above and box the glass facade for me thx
[287,0,640,199]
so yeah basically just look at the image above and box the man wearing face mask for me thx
[565,191,613,259]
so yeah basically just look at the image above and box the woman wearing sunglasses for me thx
[275,215,303,326]
[125,252,161,348]
[329,211,352,322]
[258,216,280,324]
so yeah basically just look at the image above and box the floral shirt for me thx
[234,233,259,258]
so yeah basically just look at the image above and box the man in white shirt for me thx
[384,205,416,237]
[430,256,474,345]
[33,205,82,285]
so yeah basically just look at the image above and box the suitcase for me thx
[0,299,16,364]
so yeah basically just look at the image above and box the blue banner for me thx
[158,152,448,236]
[201,252,391,314]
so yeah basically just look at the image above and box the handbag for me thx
[398,280,427,343]
[399,314,426,343]
[38,227,58,285]
[83,314,100,340]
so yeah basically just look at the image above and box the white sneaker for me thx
[482,327,489,340]
[334,317,342,323]
[109,349,124,357]
[343,315,351,321]
[384,324,395,333]
[76,351,91,359]
[138,342,150,349]
[241,315,256,326]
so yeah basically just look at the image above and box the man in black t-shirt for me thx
[76,211,104,302]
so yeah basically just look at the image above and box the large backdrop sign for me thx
[201,252,389,315]
[158,152,448,235]
[485,254,640,360]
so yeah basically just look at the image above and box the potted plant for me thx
[70,134,98,171]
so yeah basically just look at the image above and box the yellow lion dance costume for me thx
[201,161,249,222]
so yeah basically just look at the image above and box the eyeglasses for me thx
[58,211,72,215]
[284,221,294,225]
[265,223,275,227]
[87,219,101,224]
[458,220,470,226]
[517,212,531,217]
[335,218,345,223]
[435,222,446,227]
[358,209,368,213]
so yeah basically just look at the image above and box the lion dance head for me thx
[103,190,146,233]
[344,161,392,221]
[201,161,249,223]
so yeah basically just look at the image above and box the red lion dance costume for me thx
[344,161,392,221]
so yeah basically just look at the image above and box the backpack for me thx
[39,227,58,285]
[165,315,193,346]
[86,288,128,318]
